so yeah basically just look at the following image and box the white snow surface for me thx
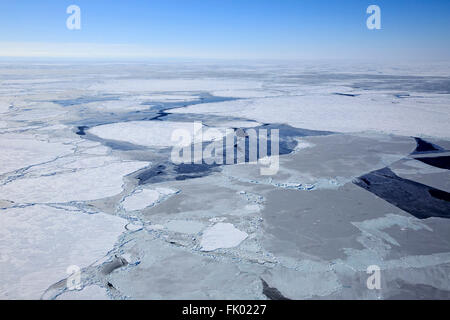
[56,285,109,300]
[0,133,74,175]
[121,187,177,211]
[89,79,262,93]
[83,99,151,112]
[89,121,227,148]
[200,223,248,251]
[171,93,450,139]
[0,205,126,299]
[0,161,148,204]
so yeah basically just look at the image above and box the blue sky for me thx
[0,0,449,60]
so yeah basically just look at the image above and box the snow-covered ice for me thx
[0,133,74,175]
[165,220,205,235]
[0,161,149,204]
[56,285,110,300]
[89,79,262,93]
[200,223,248,251]
[89,121,215,148]
[0,205,126,299]
[121,187,177,211]
[171,93,450,139]
[1,61,449,300]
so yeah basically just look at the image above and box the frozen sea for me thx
[0,61,449,300]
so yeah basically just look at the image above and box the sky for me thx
[0,0,449,61]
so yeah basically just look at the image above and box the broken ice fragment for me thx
[200,223,248,252]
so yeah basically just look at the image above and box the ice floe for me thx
[89,79,262,93]
[56,285,109,300]
[171,94,450,139]
[212,120,262,128]
[0,133,74,176]
[0,161,149,204]
[82,99,151,112]
[0,205,126,299]
[352,214,433,247]
[165,220,205,235]
[121,187,178,211]
[89,121,210,148]
[136,94,199,102]
[210,89,283,98]
[125,221,144,232]
[200,223,248,251]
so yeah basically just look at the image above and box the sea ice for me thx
[56,285,109,300]
[2,62,450,300]
[165,220,205,235]
[82,99,151,112]
[0,133,74,176]
[136,94,199,102]
[89,121,211,148]
[0,205,126,299]
[171,94,450,139]
[89,79,262,93]
[89,120,233,149]
[210,89,283,98]
[200,223,248,251]
[0,161,149,203]
[212,120,262,128]
[121,187,177,211]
